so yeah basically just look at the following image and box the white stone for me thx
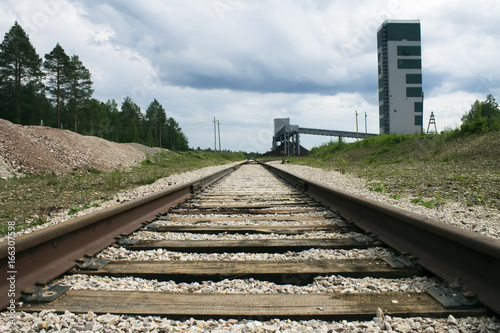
[263,324,277,332]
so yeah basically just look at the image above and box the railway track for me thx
[2,161,500,330]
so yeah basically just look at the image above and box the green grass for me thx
[411,197,438,209]
[365,181,389,193]
[308,133,416,165]
[272,130,500,211]
[0,150,245,236]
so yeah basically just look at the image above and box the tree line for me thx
[0,22,188,150]
[460,94,500,134]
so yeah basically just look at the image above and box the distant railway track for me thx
[1,160,499,321]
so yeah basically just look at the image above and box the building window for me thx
[414,102,423,112]
[397,46,421,56]
[406,74,422,84]
[407,87,423,97]
[415,115,423,126]
[386,23,421,42]
[398,59,421,69]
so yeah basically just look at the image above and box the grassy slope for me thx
[0,150,245,235]
[285,131,500,210]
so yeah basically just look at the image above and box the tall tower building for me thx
[377,20,423,134]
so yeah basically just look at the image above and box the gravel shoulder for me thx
[271,161,500,240]
[1,162,242,241]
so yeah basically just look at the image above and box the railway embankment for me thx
[2,119,499,243]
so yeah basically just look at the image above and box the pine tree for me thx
[165,117,189,150]
[120,96,142,143]
[67,54,93,132]
[145,99,167,147]
[103,99,122,142]
[44,43,70,128]
[0,21,44,124]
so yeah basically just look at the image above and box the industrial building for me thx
[269,118,376,156]
[377,20,423,134]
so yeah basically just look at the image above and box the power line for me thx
[222,121,269,127]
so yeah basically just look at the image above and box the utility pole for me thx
[217,120,221,151]
[364,112,367,135]
[213,117,217,151]
[355,110,359,141]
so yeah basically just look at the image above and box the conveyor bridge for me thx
[272,118,377,156]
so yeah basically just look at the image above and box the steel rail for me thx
[0,162,244,310]
[263,163,500,315]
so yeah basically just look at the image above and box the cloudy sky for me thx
[1,0,499,152]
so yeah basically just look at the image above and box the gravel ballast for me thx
[3,162,499,332]
[55,274,442,294]
[3,310,498,333]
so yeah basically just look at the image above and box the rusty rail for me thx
[0,162,244,310]
[263,163,500,315]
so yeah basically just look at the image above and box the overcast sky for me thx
[1,0,499,152]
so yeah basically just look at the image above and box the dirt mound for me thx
[125,142,169,156]
[0,119,146,179]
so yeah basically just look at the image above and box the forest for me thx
[0,22,189,150]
